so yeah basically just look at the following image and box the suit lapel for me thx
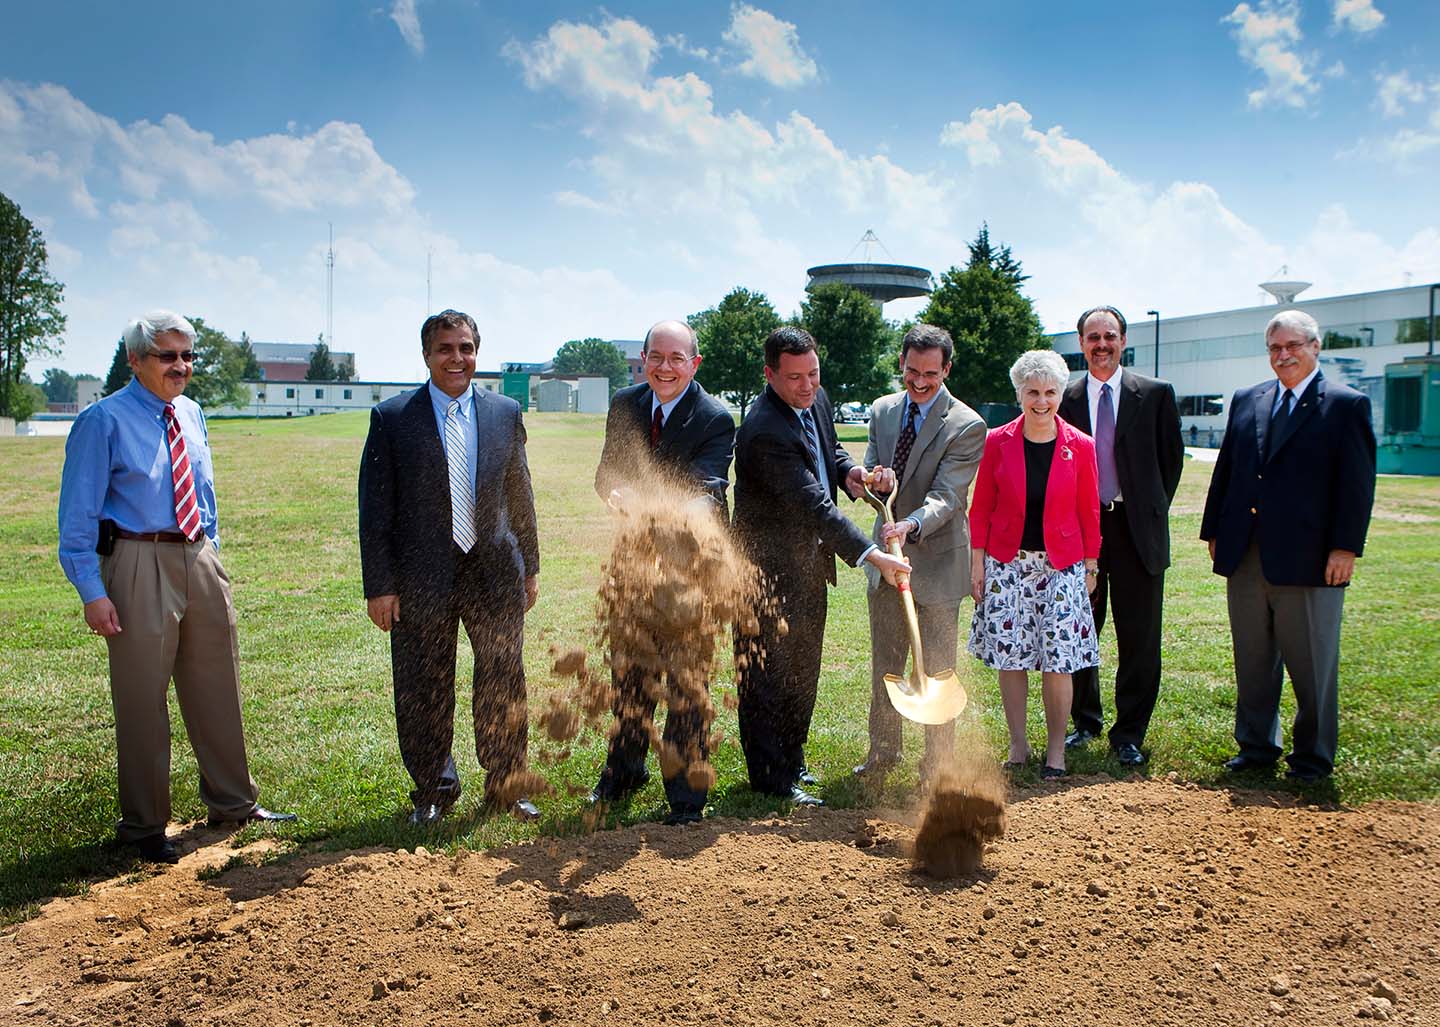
[908,389,950,463]
[1065,378,1091,434]
[662,381,700,446]
[1115,372,1142,438]
[1254,381,1279,462]
[765,386,816,474]
[1268,373,1324,461]
[407,387,447,484]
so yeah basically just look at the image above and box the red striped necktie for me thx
[164,404,203,542]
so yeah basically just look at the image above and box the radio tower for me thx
[325,223,335,346]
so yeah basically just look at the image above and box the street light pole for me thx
[1147,310,1160,376]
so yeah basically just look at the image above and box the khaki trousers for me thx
[102,538,258,841]
[865,587,958,772]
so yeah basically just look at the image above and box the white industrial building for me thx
[1048,282,1437,444]
[211,373,610,417]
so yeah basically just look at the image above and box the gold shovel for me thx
[860,480,968,726]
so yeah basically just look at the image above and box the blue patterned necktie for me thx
[446,399,476,553]
[893,401,919,486]
[1267,388,1294,460]
[1096,382,1119,505]
[801,408,829,492]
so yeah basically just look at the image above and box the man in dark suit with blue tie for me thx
[589,319,735,824]
[1200,309,1376,782]
[732,326,909,805]
[359,310,541,825]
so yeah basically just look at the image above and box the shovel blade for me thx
[884,670,968,725]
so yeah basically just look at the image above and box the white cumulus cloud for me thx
[1222,1,1318,109]
[723,4,818,88]
[1332,0,1384,34]
[390,0,425,56]
[1375,69,1426,117]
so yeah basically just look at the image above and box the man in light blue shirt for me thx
[57,310,293,864]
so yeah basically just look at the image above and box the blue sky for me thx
[4,1,1438,382]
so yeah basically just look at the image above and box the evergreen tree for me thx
[102,338,131,396]
[306,339,339,380]
[238,332,262,379]
[918,226,1046,404]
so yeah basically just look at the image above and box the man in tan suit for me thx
[853,324,986,782]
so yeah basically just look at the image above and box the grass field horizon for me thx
[2,409,1436,924]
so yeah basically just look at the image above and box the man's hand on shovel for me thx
[865,548,911,587]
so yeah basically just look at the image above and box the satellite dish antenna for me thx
[1259,265,1311,305]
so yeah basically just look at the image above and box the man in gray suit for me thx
[853,324,987,782]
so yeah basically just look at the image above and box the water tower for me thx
[806,230,932,309]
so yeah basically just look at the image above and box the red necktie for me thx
[165,404,202,542]
[650,405,664,449]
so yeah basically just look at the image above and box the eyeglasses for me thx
[644,353,697,369]
[148,350,196,364]
[1266,340,1313,357]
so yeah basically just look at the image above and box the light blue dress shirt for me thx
[429,381,478,498]
[58,378,220,604]
[650,389,685,428]
[897,390,942,539]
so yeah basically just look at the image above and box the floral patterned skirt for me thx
[967,550,1099,673]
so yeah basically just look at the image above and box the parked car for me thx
[836,402,871,424]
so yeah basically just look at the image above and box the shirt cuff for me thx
[906,516,922,542]
[76,575,107,605]
[855,544,878,567]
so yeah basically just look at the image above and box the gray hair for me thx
[1009,349,1069,396]
[1265,309,1320,345]
[124,310,196,358]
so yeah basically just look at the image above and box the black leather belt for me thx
[114,528,192,544]
[1100,500,1124,513]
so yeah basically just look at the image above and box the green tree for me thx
[552,337,630,394]
[0,192,67,418]
[102,338,131,396]
[306,338,339,380]
[797,283,894,407]
[691,287,780,414]
[237,332,262,379]
[42,367,77,404]
[967,221,1028,287]
[184,316,249,409]
[918,226,1046,404]
[334,355,354,381]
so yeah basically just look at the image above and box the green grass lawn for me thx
[1,411,1436,922]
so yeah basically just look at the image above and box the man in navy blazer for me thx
[589,319,735,824]
[731,326,909,804]
[359,310,541,825]
[1200,309,1376,782]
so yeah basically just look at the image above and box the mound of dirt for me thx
[4,778,1436,1026]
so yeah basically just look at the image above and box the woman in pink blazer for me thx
[968,350,1101,778]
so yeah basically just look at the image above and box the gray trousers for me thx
[865,587,957,771]
[103,538,259,841]
[1226,542,1345,776]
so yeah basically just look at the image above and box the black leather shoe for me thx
[1064,729,1099,749]
[852,756,897,777]
[788,785,824,807]
[1223,755,1277,774]
[664,809,704,826]
[132,834,179,864]
[511,798,541,821]
[796,767,818,787]
[1112,743,1147,767]
[408,803,445,827]
[1040,765,1067,780]
[208,804,297,828]
[588,768,651,805]
[1284,768,1327,784]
